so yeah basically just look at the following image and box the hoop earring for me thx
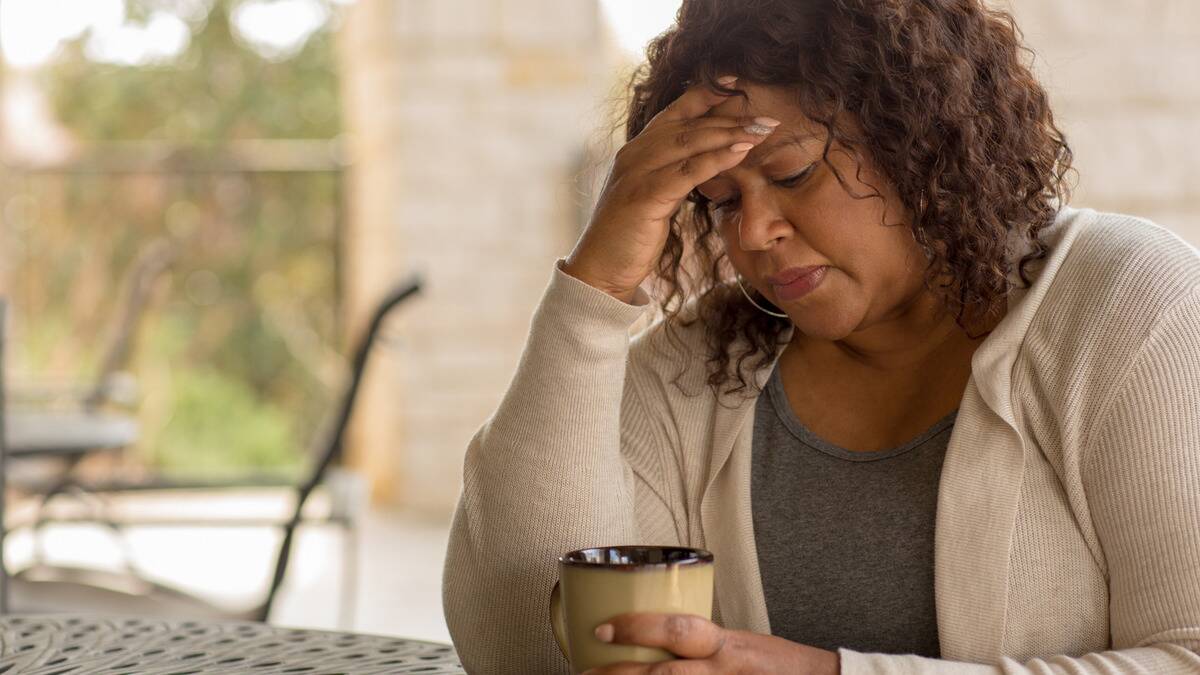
[737,275,790,319]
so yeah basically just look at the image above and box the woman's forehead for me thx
[705,82,821,133]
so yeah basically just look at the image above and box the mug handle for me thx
[549,580,570,662]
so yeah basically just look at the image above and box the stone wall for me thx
[998,0,1200,243]
[337,0,626,513]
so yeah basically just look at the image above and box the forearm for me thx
[443,259,655,673]
[837,643,1200,674]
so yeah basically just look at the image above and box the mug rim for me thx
[558,545,714,570]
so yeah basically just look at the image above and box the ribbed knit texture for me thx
[442,207,1200,674]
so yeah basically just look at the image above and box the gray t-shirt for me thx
[750,362,956,658]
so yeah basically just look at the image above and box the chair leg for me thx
[338,520,359,631]
[33,483,147,581]
[82,486,143,578]
[30,457,85,566]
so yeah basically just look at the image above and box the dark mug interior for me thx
[560,545,713,569]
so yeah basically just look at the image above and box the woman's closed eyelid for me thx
[709,164,816,208]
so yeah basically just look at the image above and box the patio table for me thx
[5,409,140,458]
[0,614,464,673]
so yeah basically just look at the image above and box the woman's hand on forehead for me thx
[562,74,779,303]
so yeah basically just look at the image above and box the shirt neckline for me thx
[764,361,958,463]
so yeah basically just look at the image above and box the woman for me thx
[443,0,1200,673]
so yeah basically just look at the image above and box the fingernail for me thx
[744,122,777,135]
[594,623,614,642]
[730,142,754,153]
[754,116,782,127]
[717,75,738,86]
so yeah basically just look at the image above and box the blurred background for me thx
[0,0,1195,645]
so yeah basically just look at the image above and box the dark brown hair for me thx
[618,0,1074,400]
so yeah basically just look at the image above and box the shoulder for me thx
[1060,208,1200,304]
[1017,208,1200,434]
[1039,207,1200,334]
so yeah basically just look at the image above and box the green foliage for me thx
[153,367,302,477]
[9,0,344,475]
[44,0,342,141]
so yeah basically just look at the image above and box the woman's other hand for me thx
[580,612,840,675]
[563,75,780,303]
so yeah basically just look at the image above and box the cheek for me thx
[775,268,871,340]
[716,221,745,266]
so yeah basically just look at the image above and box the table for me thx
[0,614,465,673]
[5,409,140,457]
[0,411,141,613]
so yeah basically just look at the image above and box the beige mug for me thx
[548,545,715,674]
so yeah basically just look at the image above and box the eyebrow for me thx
[722,130,821,173]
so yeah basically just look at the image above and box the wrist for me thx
[805,646,840,675]
[561,259,639,305]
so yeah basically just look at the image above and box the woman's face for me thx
[695,83,933,343]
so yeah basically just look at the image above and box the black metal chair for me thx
[8,237,175,415]
[7,238,175,566]
[4,275,422,624]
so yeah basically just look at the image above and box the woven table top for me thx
[0,614,465,673]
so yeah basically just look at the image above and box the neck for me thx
[789,289,1003,375]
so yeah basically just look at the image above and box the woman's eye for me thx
[775,166,814,188]
[710,166,814,212]
[710,195,736,211]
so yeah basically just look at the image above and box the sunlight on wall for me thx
[599,0,682,58]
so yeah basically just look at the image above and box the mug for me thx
[549,545,714,674]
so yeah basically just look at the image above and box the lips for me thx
[766,266,824,287]
[770,265,827,302]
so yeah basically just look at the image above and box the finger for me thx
[579,663,649,675]
[647,75,741,130]
[581,660,711,675]
[639,140,757,206]
[601,613,726,659]
[661,115,763,132]
[621,116,776,176]
[638,115,777,169]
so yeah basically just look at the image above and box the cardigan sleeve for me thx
[836,286,1200,674]
[441,259,682,675]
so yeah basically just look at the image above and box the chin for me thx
[782,303,863,342]
[789,321,850,342]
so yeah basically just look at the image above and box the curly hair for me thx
[616,0,1074,401]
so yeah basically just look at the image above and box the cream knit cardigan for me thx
[443,206,1200,674]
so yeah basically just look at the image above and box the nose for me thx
[736,188,792,251]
